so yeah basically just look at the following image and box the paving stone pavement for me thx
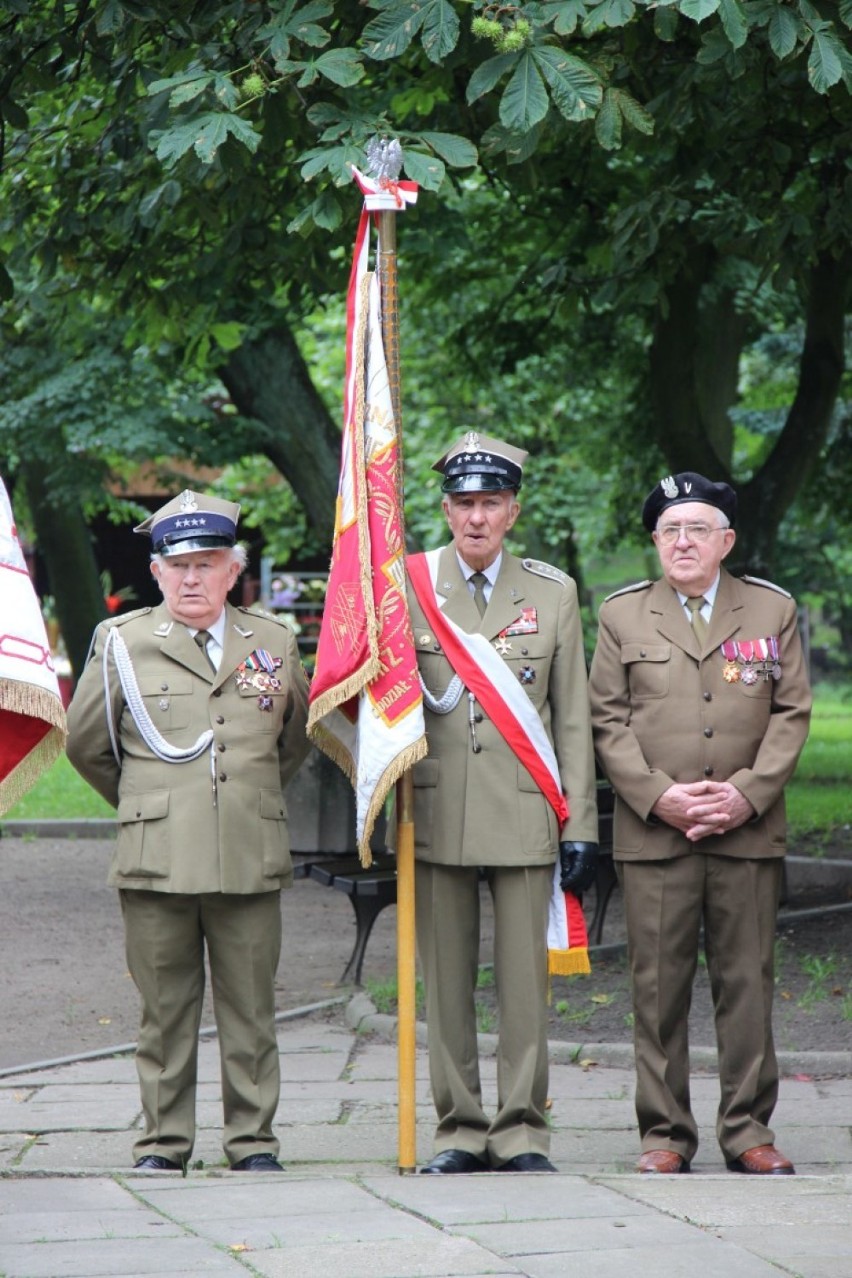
[0,998,851,1278]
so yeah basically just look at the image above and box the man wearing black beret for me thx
[589,472,811,1176]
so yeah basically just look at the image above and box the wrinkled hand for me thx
[652,782,755,842]
[559,842,599,895]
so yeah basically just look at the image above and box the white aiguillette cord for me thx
[102,627,214,767]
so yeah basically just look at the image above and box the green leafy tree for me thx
[2,0,852,643]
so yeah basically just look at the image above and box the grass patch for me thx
[364,975,425,1017]
[4,686,850,843]
[3,753,113,820]
[785,682,852,838]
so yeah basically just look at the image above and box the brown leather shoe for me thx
[726,1145,795,1175]
[637,1150,690,1175]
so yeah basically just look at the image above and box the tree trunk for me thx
[648,247,851,577]
[219,325,341,547]
[648,242,739,481]
[737,251,852,574]
[19,459,106,681]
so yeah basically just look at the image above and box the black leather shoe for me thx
[231,1153,284,1172]
[496,1153,557,1173]
[420,1149,490,1174]
[133,1155,182,1171]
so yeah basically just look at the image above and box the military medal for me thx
[494,637,512,655]
[503,607,538,637]
[722,662,740,683]
[519,665,536,685]
[257,695,273,711]
[236,648,283,694]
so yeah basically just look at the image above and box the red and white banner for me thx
[407,550,589,976]
[0,476,66,815]
[307,188,426,864]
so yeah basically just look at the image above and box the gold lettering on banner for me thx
[374,679,412,713]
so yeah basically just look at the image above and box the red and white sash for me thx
[407,551,568,826]
[407,550,590,976]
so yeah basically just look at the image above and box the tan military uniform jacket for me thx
[589,569,811,861]
[406,545,597,867]
[66,602,310,894]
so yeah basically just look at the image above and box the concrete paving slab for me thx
[447,1207,704,1255]
[134,1176,386,1218]
[515,1241,786,1278]
[0,1237,241,1276]
[720,1223,852,1259]
[602,1171,852,1224]
[367,1174,649,1224]
[0,1207,185,1243]
[245,1236,521,1277]
[0,1096,138,1133]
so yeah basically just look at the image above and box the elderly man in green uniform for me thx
[405,432,599,1175]
[589,472,811,1176]
[67,491,309,1173]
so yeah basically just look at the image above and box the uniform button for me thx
[219,772,227,782]
[135,810,141,818]
[704,766,714,776]
[704,727,713,738]
[213,688,222,697]
[160,683,168,691]
[433,644,441,652]
[640,649,647,657]
[703,691,712,701]
[521,647,529,656]
[474,713,483,723]
[217,743,226,752]
[216,715,225,725]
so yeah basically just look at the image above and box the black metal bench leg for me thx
[339,896,389,986]
[589,857,619,946]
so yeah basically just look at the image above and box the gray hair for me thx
[151,543,248,573]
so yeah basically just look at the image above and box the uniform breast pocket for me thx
[137,673,195,731]
[622,642,671,699]
[235,683,287,732]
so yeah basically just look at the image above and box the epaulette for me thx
[238,605,294,627]
[104,606,153,628]
[742,575,792,598]
[604,580,653,602]
[521,558,569,586]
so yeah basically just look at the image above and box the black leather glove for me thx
[559,841,599,895]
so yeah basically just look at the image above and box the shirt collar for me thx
[190,611,227,648]
[676,572,720,610]
[456,550,502,587]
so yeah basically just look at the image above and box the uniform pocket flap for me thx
[117,791,170,824]
[260,789,287,820]
[621,642,671,664]
[412,757,439,788]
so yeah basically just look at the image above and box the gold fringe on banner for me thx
[0,678,67,817]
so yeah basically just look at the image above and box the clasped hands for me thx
[652,780,755,842]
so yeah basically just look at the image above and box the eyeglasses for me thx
[656,523,726,545]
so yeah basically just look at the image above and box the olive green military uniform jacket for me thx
[589,569,811,861]
[406,545,598,866]
[66,602,310,894]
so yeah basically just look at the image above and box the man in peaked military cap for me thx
[67,490,309,1172]
[589,472,811,1176]
[405,431,599,1174]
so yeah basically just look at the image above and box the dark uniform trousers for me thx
[415,860,553,1165]
[121,888,282,1165]
[621,853,783,1163]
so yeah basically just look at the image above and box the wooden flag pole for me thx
[376,194,418,1176]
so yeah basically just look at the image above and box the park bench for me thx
[288,753,619,985]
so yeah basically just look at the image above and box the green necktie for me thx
[686,596,708,645]
[194,629,216,671]
[471,572,488,617]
